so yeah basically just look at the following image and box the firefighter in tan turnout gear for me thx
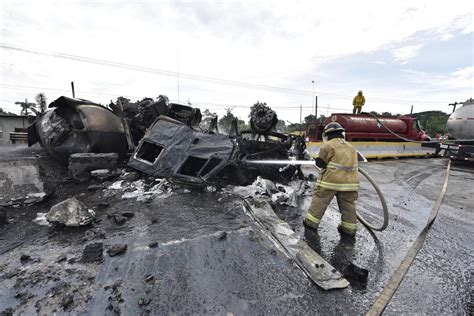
[304,122,360,236]
[352,90,365,114]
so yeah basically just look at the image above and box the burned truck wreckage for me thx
[28,96,307,186]
[27,96,129,162]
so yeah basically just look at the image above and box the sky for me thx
[0,0,472,122]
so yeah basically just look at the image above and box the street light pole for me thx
[312,80,315,116]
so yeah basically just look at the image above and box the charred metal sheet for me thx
[243,198,349,290]
[28,96,128,163]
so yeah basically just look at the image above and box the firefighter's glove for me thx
[315,157,327,169]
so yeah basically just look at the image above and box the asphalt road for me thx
[0,146,472,315]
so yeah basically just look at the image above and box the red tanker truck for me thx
[305,113,430,142]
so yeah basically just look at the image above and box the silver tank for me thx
[446,98,474,140]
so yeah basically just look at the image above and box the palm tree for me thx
[35,93,48,114]
[15,99,37,116]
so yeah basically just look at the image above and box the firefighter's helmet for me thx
[323,122,345,136]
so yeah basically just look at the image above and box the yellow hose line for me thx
[366,159,452,316]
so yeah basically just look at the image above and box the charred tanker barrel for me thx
[28,96,128,163]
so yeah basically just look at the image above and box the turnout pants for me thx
[353,105,362,114]
[308,187,358,233]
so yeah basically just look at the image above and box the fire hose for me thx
[366,159,451,315]
[357,167,389,231]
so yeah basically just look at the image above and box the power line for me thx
[0,98,17,103]
[0,43,448,105]
[0,83,353,112]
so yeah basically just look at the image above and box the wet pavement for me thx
[0,145,473,314]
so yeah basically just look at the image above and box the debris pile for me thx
[225,176,312,208]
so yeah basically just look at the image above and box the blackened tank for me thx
[28,96,129,162]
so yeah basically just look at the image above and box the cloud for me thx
[441,33,455,41]
[392,44,423,64]
[445,66,474,88]
[0,0,473,120]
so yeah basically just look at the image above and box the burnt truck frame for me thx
[28,95,306,186]
[128,117,305,188]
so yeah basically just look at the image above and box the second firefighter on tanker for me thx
[304,122,359,236]
[352,90,365,114]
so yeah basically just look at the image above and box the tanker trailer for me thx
[442,98,474,161]
[306,113,430,142]
[304,113,435,159]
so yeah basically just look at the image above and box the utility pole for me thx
[299,104,302,134]
[312,80,315,116]
[177,50,180,103]
[71,82,75,98]
[23,98,28,127]
[315,96,318,122]
[410,105,413,115]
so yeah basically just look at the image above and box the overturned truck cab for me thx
[129,116,241,186]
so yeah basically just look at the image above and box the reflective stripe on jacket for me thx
[316,138,359,191]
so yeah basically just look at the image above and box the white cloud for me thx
[445,66,474,88]
[392,44,423,64]
[0,0,472,120]
[441,33,455,41]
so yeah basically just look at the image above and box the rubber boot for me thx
[337,223,356,237]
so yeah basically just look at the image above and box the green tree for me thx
[412,111,448,136]
[304,114,316,122]
[286,123,303,133]
[35,92,47,114]
[219,108,238,133]
[275,119,286,132]
[237,119,249,131]
[15,99,36,116]
[200,108,217,130]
